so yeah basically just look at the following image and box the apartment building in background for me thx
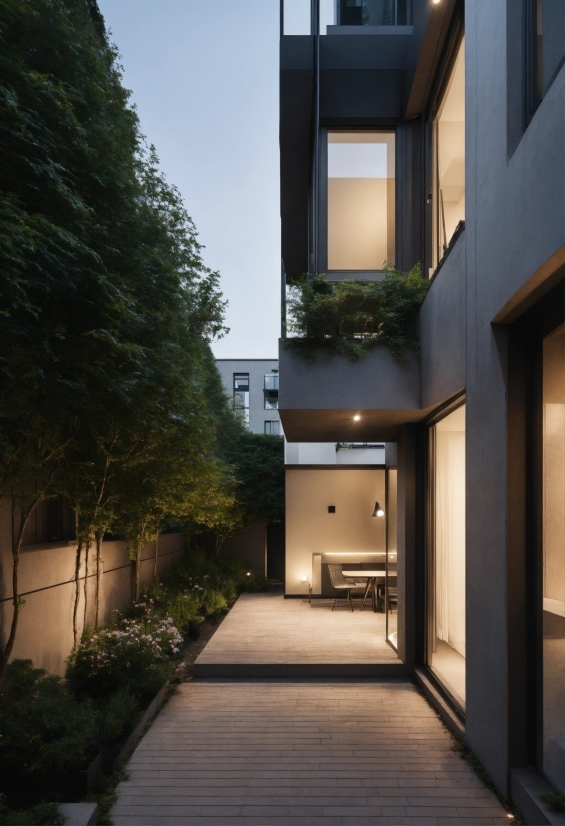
[216,359,281,435]
[278,0,564,820]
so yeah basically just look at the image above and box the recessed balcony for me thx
[278,342,431,442]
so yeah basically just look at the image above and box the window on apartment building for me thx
[233,373,250,425]
[527,0,565,118]
[264,370,279,410]
[319,0,411,32]
[264,421,280,436]
[432,37,465,270]
[541,322,564,793]
[327,131,395,271]
[427,403,466,710]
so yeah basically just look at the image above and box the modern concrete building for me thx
[216,359,280,435]
[278,0,564,819]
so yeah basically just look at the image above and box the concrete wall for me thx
[221,522,267,577]
[0,504,184,676]
[216,359,280,435]
[285,468,386,595]
[419,230,466,410]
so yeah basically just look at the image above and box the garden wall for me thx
[0,504,184,676]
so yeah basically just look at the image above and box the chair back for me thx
[327,564,347,588]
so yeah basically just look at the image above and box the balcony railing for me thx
[264,374,279,392]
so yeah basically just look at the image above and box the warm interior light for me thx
[432,0,441,4]
[353,415,361,421]
[301,575,308,582]
[372,501,384,517]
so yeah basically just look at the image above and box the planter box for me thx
[58,751,102,801]
[278,343,428,442]
[100,742,125,773]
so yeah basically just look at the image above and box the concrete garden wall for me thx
[0,503,184,676]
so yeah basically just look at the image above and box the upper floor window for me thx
[320,0,412,32]
[528,0,565,117]
[432,37,465,270]
[265,420,281,436]
[233,373,249,424]
[327,131,395,271]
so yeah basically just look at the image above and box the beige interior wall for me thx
[0,503,184,675]
[328,178,389,270]
[285,468,386,594]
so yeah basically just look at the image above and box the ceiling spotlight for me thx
[372,501,385,518]
[353,415,361,421]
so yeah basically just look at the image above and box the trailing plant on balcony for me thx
[283,264,429,364]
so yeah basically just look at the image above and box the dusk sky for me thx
[98,0,281,359]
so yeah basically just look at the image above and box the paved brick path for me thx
[112,679,510,825]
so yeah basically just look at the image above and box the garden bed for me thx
[0,550,270,822]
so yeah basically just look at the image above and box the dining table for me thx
[342,569,386,613]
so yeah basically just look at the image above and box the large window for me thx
[432,38,465,270]
[428,403,466,709]
[233,373,249,425]
[327,131,395,271]
[541,323,564,793]
[528,0,565,115]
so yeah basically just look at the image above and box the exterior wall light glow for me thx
[246,572,251,577]
[432,0,441,4]
[372,501,384,517]
[353,415,361,421]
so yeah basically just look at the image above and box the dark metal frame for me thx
[423,3,465,278]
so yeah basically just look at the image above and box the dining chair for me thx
[327,564,367,611]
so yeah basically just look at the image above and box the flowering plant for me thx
[67,609,182,701]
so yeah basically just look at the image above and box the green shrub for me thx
[0,795,63,826]
[284,265,429,363]
[0,661,98,802]
[96,689,141,747]
[67,613,182,702]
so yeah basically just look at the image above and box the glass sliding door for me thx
[385,466,398,648]
[428,403,466,709]
[541,323,565,793]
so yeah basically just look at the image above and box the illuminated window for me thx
[327,131,395,271]
[432,38,465,269]
[541,323,564,793]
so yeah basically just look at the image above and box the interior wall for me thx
[285,468,385,594]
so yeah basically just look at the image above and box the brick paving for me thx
[112,678,510,825]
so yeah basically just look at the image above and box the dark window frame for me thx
[424,6,464,278]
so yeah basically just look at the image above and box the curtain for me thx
[435,429,466,657]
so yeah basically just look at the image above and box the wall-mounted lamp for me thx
[246,572,251,577]
[353,415,361,421]
[372,501,384,518]
[432,0,441,4]
[301,575,308,582]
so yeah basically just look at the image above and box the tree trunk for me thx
[94,530,103,628]
[153,531,159,580]
[0,496,40,679]
[215,533,227,558]
[82,537,91,632]
[72,538,83,648]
